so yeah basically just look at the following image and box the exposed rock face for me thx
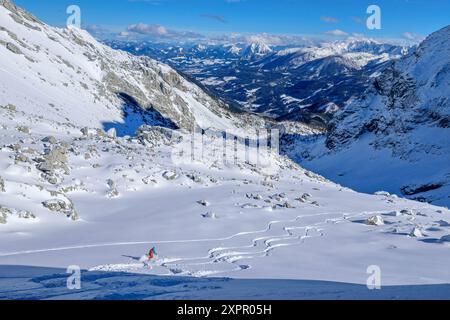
[410,227,424,238]
[1,0,42,26]
[5,41,21,54]
[365,215,384,226]
[401,183,443,196]
[162,171,177,181]
[0,205,36,224]
[42,136,57,145]
[197,200,210,207]
[16,125,30,134]
[106,179,119,198]
[1,103,16,112]
[106,128,116,139]
[142,176,157,185]
[202,212,217,219]
[37,146,70,174]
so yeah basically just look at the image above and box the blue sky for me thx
[14,0,450,43]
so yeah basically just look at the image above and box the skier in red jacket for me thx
[148,246,157,261]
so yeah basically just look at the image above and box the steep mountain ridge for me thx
[284,25,450,207]
[257,38,406,71]
[0,0,264,133]
[327,25,450,150]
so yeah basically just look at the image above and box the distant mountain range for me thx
[105,38,411,127]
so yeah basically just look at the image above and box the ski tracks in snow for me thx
[85,210,387,277]
[0,210,387,277]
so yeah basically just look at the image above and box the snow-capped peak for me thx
[194,44,206,52]
[399,25,450,86]
[241,41,273,59]
[225,43,242,55]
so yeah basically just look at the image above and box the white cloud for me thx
[127,23,168,36]
[85,24,108,35]
[118,31,130,37]
[118,23,204,41]
[351,32,365,38]
[210,32,320,46]
[325,29,348,37]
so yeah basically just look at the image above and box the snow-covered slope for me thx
[1,0,450,297]
[284,25,450,207]
[0,0,263,132]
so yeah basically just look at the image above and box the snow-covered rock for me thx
[162,171,177,181]
[202,212,217,219]
[106,128,117,139]
[42,198,78,220]
[409,227,424,238]
[365,215,385,226]
[197,200,210,207]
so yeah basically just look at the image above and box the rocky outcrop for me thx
[0,205,36,224]
[42,198,78,220]
[36,145,70,184]
[136,125,180,147]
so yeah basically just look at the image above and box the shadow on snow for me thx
[1,265,449,300]
[102,93,178,137]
